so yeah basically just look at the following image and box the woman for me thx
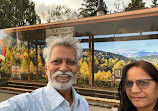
[118,61,158,111]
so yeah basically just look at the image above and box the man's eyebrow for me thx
[51,57,62,60]
[67,58,77,61]
[55,57,63,59]
[50,57,76,61]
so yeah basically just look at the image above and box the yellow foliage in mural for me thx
[94,70,112,82]
[79,61,89,79]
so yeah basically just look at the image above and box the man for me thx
[0,36,89,111]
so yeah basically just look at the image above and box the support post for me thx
[89,36,92,86]
[92,36,94,86]
[36,44,38,81]
[28,41,30,80]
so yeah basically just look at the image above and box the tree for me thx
[106,70,112,81]
[80,61,89,79]
[20,57,28,74]
[112,60,126,74]
[151,0,158,7]
[0,0,40,29]
[79,0,107,18]
[36,47,45,78]
[125,0,146,11]
[41,5,80,23]
[94,70,102,81]
[14,53,20,64]
[104,59,108,66]
[108,58,113,67]
[95,59,99,65]
[153,63,158,69]
[112,0,126,13]
[30,61,35,75]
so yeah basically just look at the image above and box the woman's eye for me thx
[125,81,132,86]
[138,80,148,85]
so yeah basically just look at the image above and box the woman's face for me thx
[125,66,158,111]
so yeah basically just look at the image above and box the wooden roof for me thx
[2,7,158,44]
[3,7,158,33]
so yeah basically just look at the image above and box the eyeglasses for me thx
[124,79,154,91]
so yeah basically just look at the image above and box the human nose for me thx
[130,83,141,93]
[59,62,69,72]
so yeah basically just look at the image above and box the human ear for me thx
[45,63,49,77]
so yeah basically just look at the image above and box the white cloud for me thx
[31,0,64,6]
[32,0,154,14]
[35,2,56,14]
[62,0,83,10]
[32,0,83,11]
[32,0,154,23]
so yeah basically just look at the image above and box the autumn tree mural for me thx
[1,37,152,88]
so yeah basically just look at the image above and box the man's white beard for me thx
[47,70,77,90]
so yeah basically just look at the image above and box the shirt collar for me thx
[71,87,79,110]
[44,83,65,110]
[44,82,79,110]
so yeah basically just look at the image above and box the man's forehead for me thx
[51,45,76,54]
[49,45,77,60]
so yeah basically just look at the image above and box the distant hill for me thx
[82,49,132,73]
[122,51,158,58]
[83,48,132,62]
[132,55,158,63]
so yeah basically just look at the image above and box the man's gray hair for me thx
[43,36,83,65]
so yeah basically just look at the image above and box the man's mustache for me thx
[52,71,73,78]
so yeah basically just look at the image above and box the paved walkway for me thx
[0,91,113,111]
[0,92,16,102]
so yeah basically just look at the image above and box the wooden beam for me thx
[28,41,30,81]
[92,36,94,86]
[89,36,92,86]
[36,44,38,81]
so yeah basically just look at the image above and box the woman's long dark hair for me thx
[118,60,158,111]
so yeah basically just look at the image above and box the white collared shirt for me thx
[0,83,89,111]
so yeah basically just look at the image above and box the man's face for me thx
[46,45,79,90]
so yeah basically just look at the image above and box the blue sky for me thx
[81,36,158,58]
